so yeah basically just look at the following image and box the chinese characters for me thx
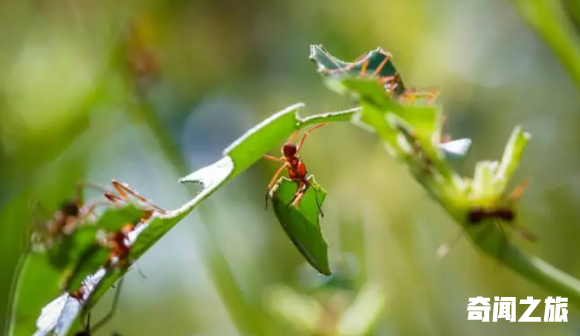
[467,296,568,322]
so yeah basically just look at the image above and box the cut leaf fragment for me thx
[269,176,330,276]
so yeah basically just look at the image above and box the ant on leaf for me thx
[467,177,537,241]
[264,123,327,217]
[29,182,119,252]
[438,178,537,260]
[319,47,439,103]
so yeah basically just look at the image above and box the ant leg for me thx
[372,53,391,76]
[473,222,494,246]
[263,155,284,162]
[289,181,309,209]
[268,163,289,190]
[325,52,369,74]
[287,129,302,143]
[111,180,166,214]
[80,200,113,217]
[131,260,147,279]
[495,221,511,269]
[360,59,369,77]
[266,163,289,209]
[76,181,116,203]
[507,177,531,203]
[513,224,538,242]
[90,277,125,333]
[296,123,328,152]
[378,75,396,85]
[310,187,325,218]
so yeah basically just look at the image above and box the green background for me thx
[2,0,580,335]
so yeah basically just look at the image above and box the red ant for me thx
[29,182,120,251]
[264,123,327,216]
[322,48,439,103]
[100,223,137,271]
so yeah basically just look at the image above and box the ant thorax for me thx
[288,156,300,166]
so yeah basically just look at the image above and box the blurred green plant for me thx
[265,283,386,336]
[509,0,580,92]
[309,44,580,305]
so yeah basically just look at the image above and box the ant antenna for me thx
[132,261,147,279]
[310,187,325,218]
[89,277,125,332]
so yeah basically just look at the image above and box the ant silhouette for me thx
[264,123,327,216]
[438,178,536,260]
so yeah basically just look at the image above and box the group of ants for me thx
[29,48,535,336]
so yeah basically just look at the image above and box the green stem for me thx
[510,0,580,92]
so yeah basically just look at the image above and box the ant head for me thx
[282,142,297,157]
[60,201,80,217]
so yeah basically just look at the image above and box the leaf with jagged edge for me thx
[310,45,472,172]
[269,176,330,276]
[10,204,145,336]
[309,44,404,95]
[23,103,361,336]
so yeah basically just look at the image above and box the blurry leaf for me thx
[471,161,500,203]
[337,284,386,336]
[264,285,325,334]
[9,205,144,336]
[495,127,531,190]
[269,176,330,276]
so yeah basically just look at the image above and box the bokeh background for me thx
[2,0,580,335]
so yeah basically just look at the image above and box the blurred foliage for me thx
[3,0,580,335]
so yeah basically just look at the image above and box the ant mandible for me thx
[264,123,327,216]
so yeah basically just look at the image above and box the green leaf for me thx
[495,126,531,191]
[337,284,387,336]
[309,45,404,95]
[9,204,144,336]
[14,103,359,336]
[311,44,580,305]
[264,285,325,334]
[268,176,330,276]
